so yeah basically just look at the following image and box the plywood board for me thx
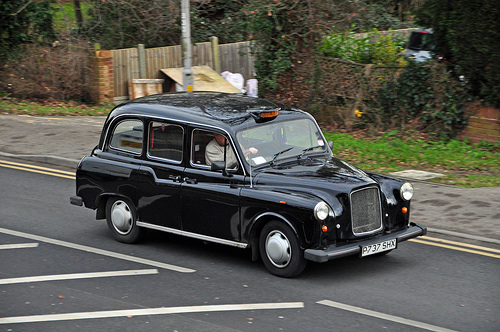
[161,65,241,94]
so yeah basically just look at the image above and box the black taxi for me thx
[70,92,426,277]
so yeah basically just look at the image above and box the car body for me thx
[70,92,426,277]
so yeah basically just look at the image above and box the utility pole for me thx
[181,0,194,93]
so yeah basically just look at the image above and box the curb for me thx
[0,152,79,169]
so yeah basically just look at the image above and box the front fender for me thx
[240,187,326,255]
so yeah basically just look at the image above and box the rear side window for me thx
[109,119,144,154]
[148,122,184,162]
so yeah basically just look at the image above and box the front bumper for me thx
[70,195,83,207]
[304,223,427,263]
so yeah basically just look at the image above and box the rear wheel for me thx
[106,197,142,243]
[259,221,307,278]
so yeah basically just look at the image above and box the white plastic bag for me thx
[246,79,258,97]
[222,71,245,92]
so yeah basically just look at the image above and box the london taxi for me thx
[70,92,426,277]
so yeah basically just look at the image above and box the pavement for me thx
[1,113,499,243]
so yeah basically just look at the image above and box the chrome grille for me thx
[350,187,382,236]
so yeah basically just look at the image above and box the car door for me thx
[136,120,185,230]
[180,128,246,242]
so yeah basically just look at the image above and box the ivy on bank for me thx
[369,61,472,138]
[314,29,471,138]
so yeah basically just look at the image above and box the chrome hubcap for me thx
[265,230,291,268]
[111,200,133,235]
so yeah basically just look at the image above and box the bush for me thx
[414,0,500,108]
[80,0,181,49]
[81,0,248,49]
[0,41,91,102]
[319,28,407,65]
[369,61,471,138]
[0,0,55,61]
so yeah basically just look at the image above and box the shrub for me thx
[414,0,500,108]
[369,61,471,138]
[0,41,91,102]
[319,28,407,65]
[0,0,55,61]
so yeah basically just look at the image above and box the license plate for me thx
[361,239,397,257]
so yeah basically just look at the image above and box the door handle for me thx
[183,177,198,184]
[168,175,182,182]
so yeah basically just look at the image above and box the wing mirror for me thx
[211,161,233,177]
[211,161,226,171]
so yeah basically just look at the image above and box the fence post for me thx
[138,44,146,79]
[210,36,220,73]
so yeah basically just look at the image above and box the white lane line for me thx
[317,300,456,332]
[0,243,39,250]
[0,228,195,273]
[0,269,158,285]
[0,302,304,324]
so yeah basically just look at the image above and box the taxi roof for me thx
[108,92,307,131]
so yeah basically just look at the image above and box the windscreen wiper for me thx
[270,147,294,166]
[297,145,323,160]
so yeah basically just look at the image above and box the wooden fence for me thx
[111,39,255,102]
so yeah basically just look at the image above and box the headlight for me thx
[314,201,330,221]
[400,182,414,201]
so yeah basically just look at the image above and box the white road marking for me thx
[0,243,39,250]
[0,302,304,324]
[317,300,457,332]
[0,228,195,273]
[0,269,158,285]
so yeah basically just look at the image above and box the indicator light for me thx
[260,110,279,118]
[322,225,328,233]
[402,207,408,214]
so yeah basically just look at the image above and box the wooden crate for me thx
[128,79,164,99]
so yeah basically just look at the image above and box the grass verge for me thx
[324,132,500,188]
[0,98,110,116]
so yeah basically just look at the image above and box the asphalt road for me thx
[1,163,499,331]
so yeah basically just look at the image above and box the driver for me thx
[205,133,258,169]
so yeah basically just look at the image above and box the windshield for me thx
[236,118,328,167]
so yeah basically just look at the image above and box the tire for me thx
[105,197,143,244]
[259,221,307,278]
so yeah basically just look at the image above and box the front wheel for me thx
[106,197,143,244]
[259,221,307,278]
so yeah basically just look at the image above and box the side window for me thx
[191,129,215,167]
[148,122,184,162]
[192,129,239,170]
[109,119,143,154]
